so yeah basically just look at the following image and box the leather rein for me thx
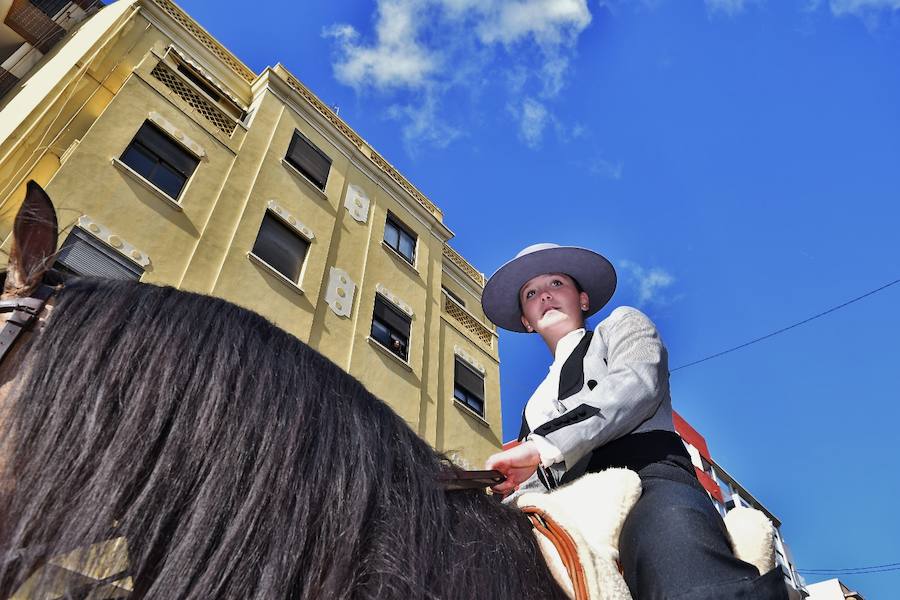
[0,285,56,365]
[439,469,590,600]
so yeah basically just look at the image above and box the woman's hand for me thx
[485,441,541,495]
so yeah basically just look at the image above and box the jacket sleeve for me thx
[530,306,670,472]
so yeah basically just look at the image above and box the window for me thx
[251,211,310,283]
[442,286,465,307]
[120,121,199,200]
[383,214,416,264]
[54,228,143,280]
[454,358,485,418]
[177,63,222,103]
[371,295,411,361]
[285,130,331,191]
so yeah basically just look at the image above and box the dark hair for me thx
[0,278,566,599]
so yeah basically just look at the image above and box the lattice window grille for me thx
[150,62,236,136]
[444,294,493,348]
[150,0,256,83]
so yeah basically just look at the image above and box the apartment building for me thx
[0,0,502,465]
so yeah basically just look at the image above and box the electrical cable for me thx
[670,278,900,372]
[798,561,900,573]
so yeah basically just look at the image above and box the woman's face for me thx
[518,273,589,337]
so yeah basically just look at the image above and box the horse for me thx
[0,182,776,600]
[0,181,576,599]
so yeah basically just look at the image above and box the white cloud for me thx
[827,0,900,28]
[831,0,900,12]
[704,0,752,16]
[588,157,624,180]
[325,0,594,151]
[323,0,438,90]
[512,98,550,148]
[476,0,592,46]
[618,260,677,305]
[830,0,900,15]
[386,89,463,154]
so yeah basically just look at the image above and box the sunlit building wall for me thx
[0,0,503,466]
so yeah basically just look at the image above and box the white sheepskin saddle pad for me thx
[516,469,776,600]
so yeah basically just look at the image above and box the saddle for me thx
[518,469,777,600]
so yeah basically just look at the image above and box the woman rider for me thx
[482,243,788,599]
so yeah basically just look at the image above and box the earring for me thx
[526,325,533,332]
[581,305,588,310]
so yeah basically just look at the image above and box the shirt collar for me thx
[550,328,586,370]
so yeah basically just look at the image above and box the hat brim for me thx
[481,246,616,332]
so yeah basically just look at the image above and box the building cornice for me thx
[271,65,444,222]
[139,0,253,104]
[259,68,454,242]
[143,0,255,82]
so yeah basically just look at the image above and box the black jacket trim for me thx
[532,404,603,437]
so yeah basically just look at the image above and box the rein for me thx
[524,506,590,600]
[436,468,506,491]
[439,469,592,600]
[0,285,57,365]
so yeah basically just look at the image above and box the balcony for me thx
[0,66,17,96]
[442,291,495,350]
[4,0,66,53]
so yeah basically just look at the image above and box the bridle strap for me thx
[437,469,506,491]
[524,506,590,600]
[0,285,56,365]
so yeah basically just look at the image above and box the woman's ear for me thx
[520,315,533,332]
[3,181,59,299]
[580,291,590,311]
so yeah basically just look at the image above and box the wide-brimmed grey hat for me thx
[482,243,616,333]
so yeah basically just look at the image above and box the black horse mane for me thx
[0,278,566,599]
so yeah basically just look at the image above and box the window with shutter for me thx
[285,130,332,191]
[371,295,411,361]
[383,213,416,265]
[454,358,485,417]
[251,211,310,283]
[54,228,144,281]
[120,121,199,200]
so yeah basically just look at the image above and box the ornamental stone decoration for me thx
[77,216,151,268]
[375,283,413,317]
[325,267,356,318]
[453,345,486,375]
[266,200,315,240]
[343,184,370,223]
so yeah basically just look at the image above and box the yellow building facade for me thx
[0,0,503,465]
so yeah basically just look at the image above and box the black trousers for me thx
[569,431,790,600]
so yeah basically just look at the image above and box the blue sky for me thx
[171,0,900,594]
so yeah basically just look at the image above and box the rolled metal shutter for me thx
[55,228,144,280]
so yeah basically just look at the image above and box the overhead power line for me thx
[797,560,900,575]
[670,277,900,373]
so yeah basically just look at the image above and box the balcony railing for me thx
[442,292,495,349]
[0,68,19,99]
[5,0,66,53]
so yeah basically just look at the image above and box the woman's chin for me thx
[537,309,569,329]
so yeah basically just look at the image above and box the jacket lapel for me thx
[558,331,593,402]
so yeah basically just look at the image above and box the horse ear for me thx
[3,181,59,298]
